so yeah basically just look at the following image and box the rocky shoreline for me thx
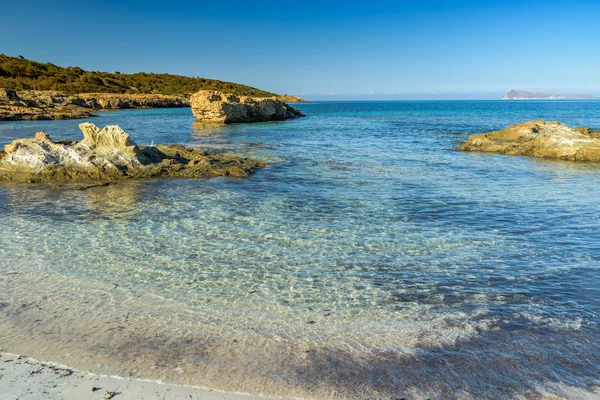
[457,120,600,161]
[0,88,307,121]
[0,89,190,121]
[0,89,95,120]
[74,93,189,109]
[0,122,266,184]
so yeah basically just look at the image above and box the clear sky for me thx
[2,0,599,99]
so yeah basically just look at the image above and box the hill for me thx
[0,54,277,97]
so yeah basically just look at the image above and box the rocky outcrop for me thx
[456,120,600,161]
[0,123,266,183]
[190,90,305,123]
[74,93,189,109]
[0,89,95,120]
[274,94,308,103]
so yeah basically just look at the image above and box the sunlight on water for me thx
[1,102,599,399]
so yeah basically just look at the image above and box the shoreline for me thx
[0,89,308,121]
[0,352,293,400]
[0,90,189,121]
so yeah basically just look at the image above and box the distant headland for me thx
[502,89,597,100]
[0,54,306,121]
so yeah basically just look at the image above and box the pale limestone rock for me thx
[0,123,266,183]
[79,123,137,150]
[3,131,89,170]
[4,131,52,154]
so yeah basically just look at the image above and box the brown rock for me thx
[274,94,309,103]
[190,90,305,123]
[456,120,600,162]
[0,90,95,121]
[0,88,19,103]
[74,93,189,109]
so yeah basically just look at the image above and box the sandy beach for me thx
[0,352,288,400]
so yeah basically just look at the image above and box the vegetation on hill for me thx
[0,54,277,97]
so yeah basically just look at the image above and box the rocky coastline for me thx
[0,89,190,121]
[0,122,266,184]
[73,93,189,109]
[0,89,95,120]
[0,88,307,121]
[457,120,600,161]
[190,90,306,123]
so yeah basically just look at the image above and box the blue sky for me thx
[1,0,599,99]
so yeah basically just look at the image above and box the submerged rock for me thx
[456,120,600,161]
[0,123,266,183]
[190,90,305,123]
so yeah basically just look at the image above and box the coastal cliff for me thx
[457,120,600,161]
[0,123,266,183]
[74,93,189,109]
[190,90,305,123]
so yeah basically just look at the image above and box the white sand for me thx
[0,352,292,400]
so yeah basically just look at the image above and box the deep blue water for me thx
[0,101,599,399]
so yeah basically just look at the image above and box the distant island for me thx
[502,89,597,100]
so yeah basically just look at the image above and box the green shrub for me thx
[0,54,277,97]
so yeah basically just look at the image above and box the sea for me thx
[0,101,599,399]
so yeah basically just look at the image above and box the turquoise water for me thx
[0,101,599,399]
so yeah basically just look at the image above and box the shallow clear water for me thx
[0,102,599,399]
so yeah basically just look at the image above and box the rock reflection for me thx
[192,121,229,137]
[82,181,145,220]
[0,181,145,222]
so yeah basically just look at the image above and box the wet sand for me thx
[0,352,290,400]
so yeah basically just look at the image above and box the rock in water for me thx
[0,123,266,183]
[190,90,305,123]
[456,120,600,161]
